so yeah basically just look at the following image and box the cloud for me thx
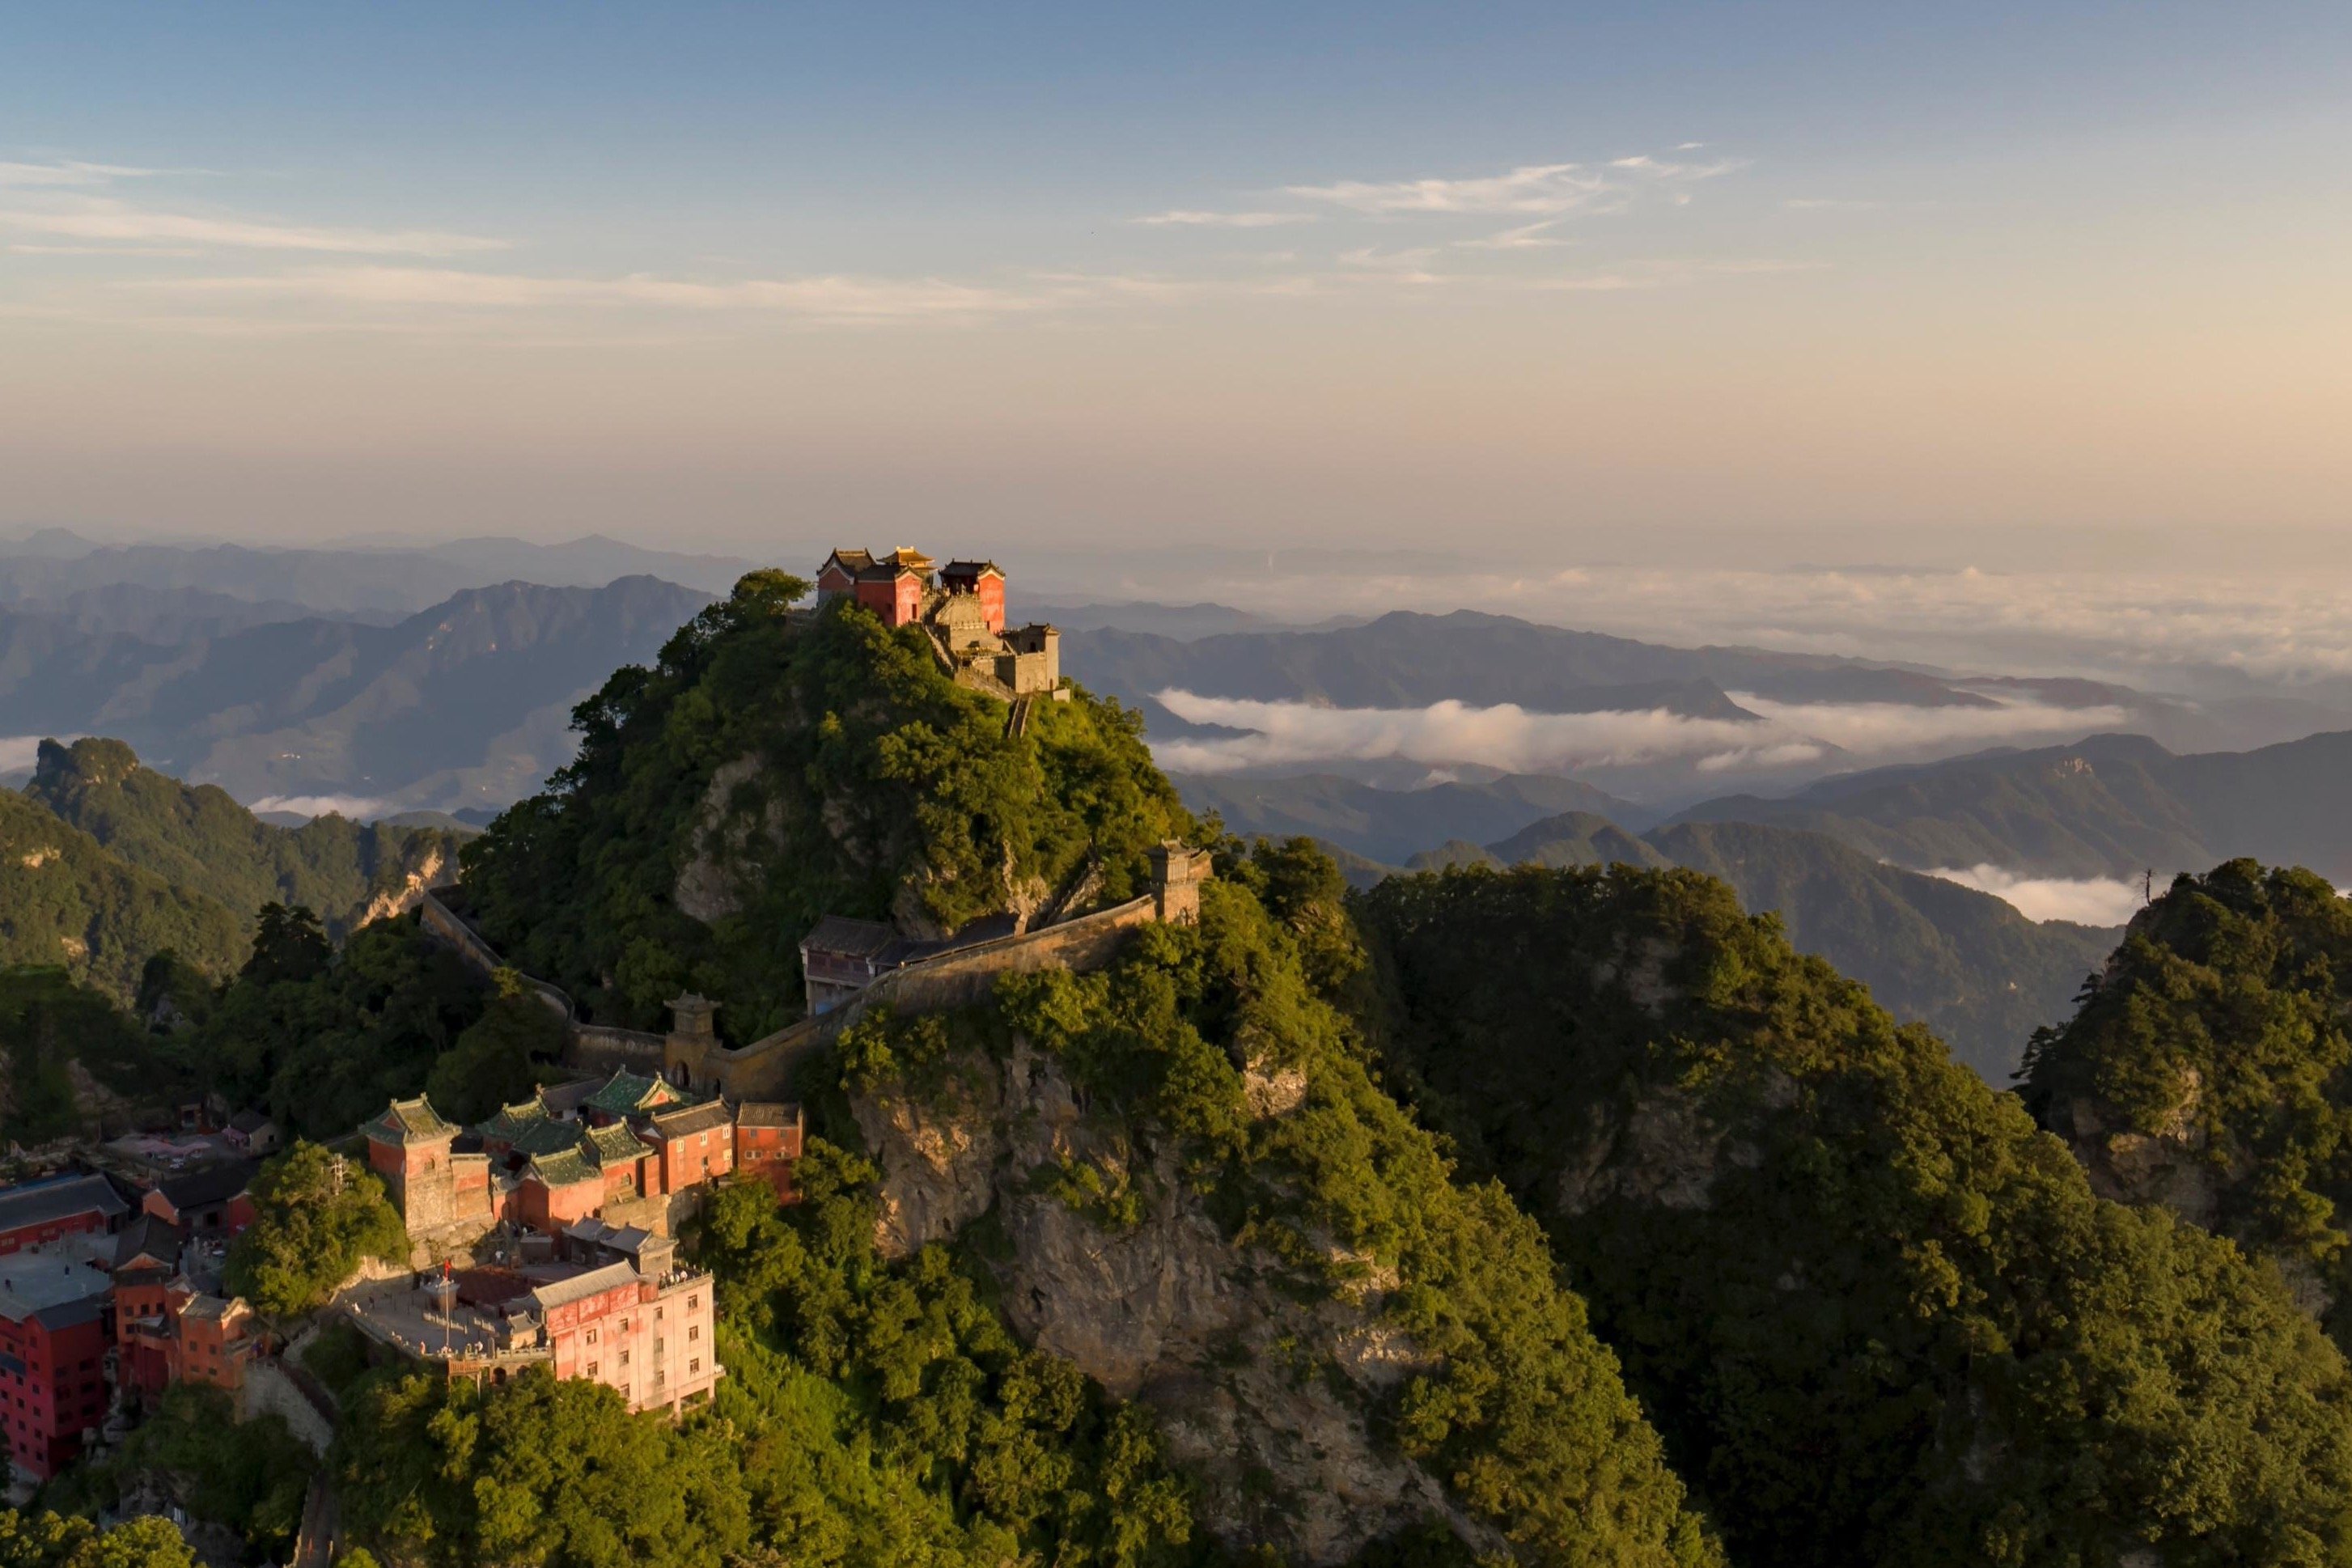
[1782,197,1876,210]
[1336,245,1439,277]
[0,735,60,774]
[0,198,507,256]
[1284,153,1739,217]
[1454,220,1572,251]
[1146,689,2119,777]
[0,159,162,187]
[1134,210,1319,227]
[248,793,395,820]
[1919,863,2145,926]
[1535,257,1820,291]
[142,265,1046,322]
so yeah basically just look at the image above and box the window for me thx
[586,1329,598,1346]
[688,1295,699,1310]
[689,1358,701,1374]
[689,1325,700,1342]
[620,1350,630,1367]
[587,1361,599,1376]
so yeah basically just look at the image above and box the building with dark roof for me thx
[0,1172,129,1257]
[140,1159,262,1235]
[810,546,1060,696]
[0,1251,113,1479]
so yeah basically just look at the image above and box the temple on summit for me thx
[815,547,1062,698]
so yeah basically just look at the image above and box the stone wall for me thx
[571,1023,667,1076]
[418,890,572,1021]
[674,895,1159,1100]
[240,1360,336,1456]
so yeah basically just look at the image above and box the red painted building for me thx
[532,1259,718,1416]
[735,1104,805,1201]
[0,1252,113,1480]
[939,560,1006,634]
[0,1173,129,1257]
[139,1160,261,1237]
[816,547,934,628]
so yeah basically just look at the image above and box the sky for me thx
[3,2,2350,564]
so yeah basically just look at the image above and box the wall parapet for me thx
[419,883,1176,1106]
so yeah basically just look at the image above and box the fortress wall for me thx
[697,896,1159,1100]
[419,889,574,1021]
[571,1025,668,1075]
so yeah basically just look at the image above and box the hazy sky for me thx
[4,2,2348,562]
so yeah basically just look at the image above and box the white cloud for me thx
[0,198,507,256]
[0,160,162,187]
[1454,220,1572,250]
[143,265,1045,322]
[1919,863,2145,926]
[1148,689,2119,777]
[0,735,60,773]
[1284,153,1739,217]
[1134,210,1319,227]
[248,793,394,820]
[1535,257,1820,292]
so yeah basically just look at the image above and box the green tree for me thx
[243,901,331,985]
[225,1141,410,1316]
[1354,863,2352,1568]
[424,967,566,1123]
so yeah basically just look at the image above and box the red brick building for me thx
[0,1252,113,1480]
[939,559,1006,634]
[0,1172,128,1257]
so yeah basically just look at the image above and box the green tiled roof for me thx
[586,1122,651,1167]
[529,1147,600,1189]
[476,1094,553,1143]
[364,1095,456,1145]
[510,1120,583,1159]
[582,1070,679,1119]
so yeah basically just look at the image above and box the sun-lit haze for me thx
[5,3,2350,566]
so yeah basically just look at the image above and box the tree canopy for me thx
[459,578,1189,1039]
[224,1141,411,1316]
[1354,862,2352,1568]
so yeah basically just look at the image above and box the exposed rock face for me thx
[357,844,447,928]
[676,756,770,925]
[2051,1072,2222,1231]
[852,1039,1483,1566]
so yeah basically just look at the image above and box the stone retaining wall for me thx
[418,890,574,1021]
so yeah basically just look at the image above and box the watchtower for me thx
[1148,842,1212,926]
[663,993,721,1091]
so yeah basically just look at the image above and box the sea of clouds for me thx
[248,793,396,820]
[1150,689,2129,777]
[1917,863,2147,926]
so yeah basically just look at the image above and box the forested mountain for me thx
[25,737,464,937]
[2020,861,2352,1350]
[441,575,1718,1565]
[1176,769,1646,864]
[1674,729,2352,881]
[0,787,244,1002]
[1353,866,2352,1567]
[0,574,713,812]
[1327,810,2113,1080]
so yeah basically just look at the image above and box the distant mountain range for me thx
[0,575,713,812]
[0,529,758,614]
[1299,802,2115,1080]
[1174,769,1655,865]
[1671,729,2352,882]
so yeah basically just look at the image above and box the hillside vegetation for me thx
[2021,860,2352,1348]
[460,574,1190,1039]
[0,786,245,1002]
[27,736,463,938]
[1361,812,2113,1080]
[1354,864,2352,1568]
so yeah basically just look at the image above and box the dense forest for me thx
[2021,860,2352,1350]
[25,735,465,939]
[26,578,2352,1567]
[1351,865,2352,1567]
[459,571,1190,1039]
